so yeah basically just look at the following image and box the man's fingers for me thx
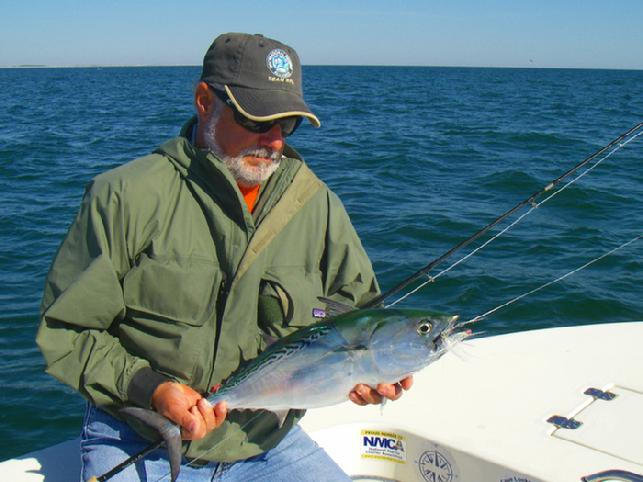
[183,400,228,439]
[192,406,209,440]
[213,401,228,427]
[350,377,414,407]
[197,399,227,431]
[179,409,201,440]
[400,375,414,391]
[349,390,369,406]
[354,384,382,405]
[377,383,402,401]
[377,376,413,401]
[197,398,216,432]
[151,383,227,440]
[152,382,202,417]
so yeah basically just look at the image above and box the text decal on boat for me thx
[361,429,407,463]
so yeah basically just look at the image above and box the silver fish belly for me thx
[207,308,461,411]
[121,307,463,482]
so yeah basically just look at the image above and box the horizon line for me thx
[1,63,642,72]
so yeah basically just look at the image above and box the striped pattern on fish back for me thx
[207,323,334,402]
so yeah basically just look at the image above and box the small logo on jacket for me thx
[312,308,326,318]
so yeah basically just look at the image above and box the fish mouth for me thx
[439,315,460,338]
[434,331,450,350]
[434,315,472,352]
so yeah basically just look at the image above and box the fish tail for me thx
[120,407,182,482]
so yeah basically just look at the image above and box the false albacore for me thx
[121,307,467,482]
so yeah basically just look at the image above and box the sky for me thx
[1,0,642,70]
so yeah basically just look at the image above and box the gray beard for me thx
[203,115,281,187]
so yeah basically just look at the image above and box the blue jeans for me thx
[80,404,351,482]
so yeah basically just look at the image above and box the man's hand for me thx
[151,382,227,440]
[349,375,414,406]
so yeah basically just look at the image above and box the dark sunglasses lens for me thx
[214,88,303,136]
[278,117,303,136]
[235,114,272,134]
[236,114,302,137]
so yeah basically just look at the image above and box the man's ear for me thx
[194,81,216,121]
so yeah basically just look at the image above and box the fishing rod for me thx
[88,122,643,482]
[458,231,642,327]
[360,121,643,309]
[87,440,164,482]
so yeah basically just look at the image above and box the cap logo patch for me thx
[266,49,293,80]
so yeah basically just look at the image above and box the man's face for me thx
[205,102,285,186]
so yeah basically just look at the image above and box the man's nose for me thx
[258,124,284,151]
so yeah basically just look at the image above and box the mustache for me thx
[239,148,282,162]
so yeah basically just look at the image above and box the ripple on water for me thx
[1,66,642,460]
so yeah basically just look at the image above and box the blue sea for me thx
[0,66,642,461]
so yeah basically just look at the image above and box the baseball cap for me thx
[200,33,320,128]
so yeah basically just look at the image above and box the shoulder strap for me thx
[234,164,323,281]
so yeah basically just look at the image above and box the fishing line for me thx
[148,411,267,482]
[375,123,643,309]
[386,126,643,308]
[96,122,643,481]
[458,232,642,327]
[157,240,643,479]
[91,410,267,482]
[149,238,643,481]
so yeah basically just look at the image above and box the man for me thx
[37,33,412,481]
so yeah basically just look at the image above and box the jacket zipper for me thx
[206,272,230,393]
[185,272,231,457]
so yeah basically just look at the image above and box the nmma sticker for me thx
[361,429,407,463]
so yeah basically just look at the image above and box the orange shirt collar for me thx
[237,183,261,213]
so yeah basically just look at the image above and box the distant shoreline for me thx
[0,64,199,69]
[1,64,642,72]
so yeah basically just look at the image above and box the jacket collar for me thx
[155,117,305,227]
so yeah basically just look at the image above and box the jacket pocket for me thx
[259,266,325,337]
[123,253,221,326]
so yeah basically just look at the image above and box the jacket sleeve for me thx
[322,191,380,307]
[36,177,166,410]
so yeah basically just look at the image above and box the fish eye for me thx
[417,321,432,336]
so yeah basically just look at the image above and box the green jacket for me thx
[36,123,379,462]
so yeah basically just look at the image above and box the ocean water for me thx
[0,66,641,461]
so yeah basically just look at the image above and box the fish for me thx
[121,307,467,481]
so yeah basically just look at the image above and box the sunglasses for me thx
[212,89,302,137]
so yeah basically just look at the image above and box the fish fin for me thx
[262,333,279,347]
[333,343,368,352]
[317,297,356,317]
[380,397,387,415]
[120,407,182,482]
[271,409,290,428]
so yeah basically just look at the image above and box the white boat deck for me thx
[301,321,643,482]
[2,322,642,481]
